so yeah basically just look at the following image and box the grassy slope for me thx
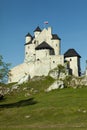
[0,76,87,130]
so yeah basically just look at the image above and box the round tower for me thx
[24,33,33,62]
[52,34,61,55]
[25,33,32,43]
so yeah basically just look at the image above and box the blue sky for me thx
[0,0,87,72]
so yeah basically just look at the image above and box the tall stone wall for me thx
[8,54,64,83]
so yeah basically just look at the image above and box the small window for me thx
[53,61,55,63]
[70,59,72,61]
[26,52,28,54]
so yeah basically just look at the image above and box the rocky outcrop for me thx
[46,80,64,92]
[18,74,30,84]
[64,76,87,88]
[46,75,87,92]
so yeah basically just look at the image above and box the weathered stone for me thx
[46,80,64,92]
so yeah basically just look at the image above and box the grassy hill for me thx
[0,76,87,130]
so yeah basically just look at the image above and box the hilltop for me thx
[0,76,87,129]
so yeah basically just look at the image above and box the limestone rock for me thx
[46,80,64,92]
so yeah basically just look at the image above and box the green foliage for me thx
[0,55,11,83]
[63,75,73,87]
[57,64,66,78]
[19,76,55,93]
[63,75,87,88]
[49,64,66,78]
[57,64,66,72]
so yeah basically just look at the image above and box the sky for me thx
[0,0,87,72]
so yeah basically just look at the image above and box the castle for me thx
[8,26,81,83]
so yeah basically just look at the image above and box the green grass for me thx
[0,76,87,130]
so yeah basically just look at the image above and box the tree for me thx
[0,55,11,83]
[57,64,66,79]
[55,64,66,87]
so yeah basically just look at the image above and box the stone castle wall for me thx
[8,54,64,83]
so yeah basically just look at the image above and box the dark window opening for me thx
[50,49,55,55]
[37,58,40,61]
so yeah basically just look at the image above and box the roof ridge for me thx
[35,41,53,50]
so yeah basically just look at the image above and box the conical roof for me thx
[25,32,32,37]
[52,34,61,40]
[34,26,42,32]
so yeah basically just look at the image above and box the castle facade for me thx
[8,26,81,83]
